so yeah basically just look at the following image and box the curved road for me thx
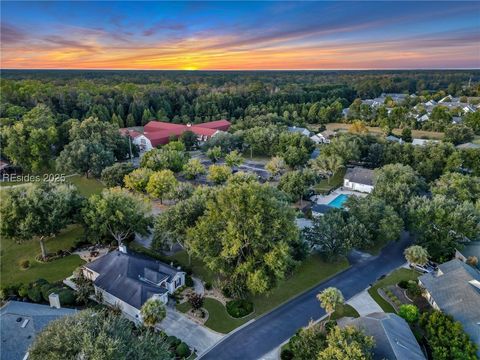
[200,233,412,360]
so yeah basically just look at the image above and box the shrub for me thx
[27,287,42,303]
[188,293,204,311]
[407,281,421,297]
[41,284,58,301]
[205,282,212,290]
[58,289,76,306]
[185,275,194,287]
[226,300,254,318]
[18,285,30,298]
[175,342,191,358]
[398,304,419,323]
[19,259,30,269]
[167,336,181,347]
[398,280,409,289]
[280,348,294,360]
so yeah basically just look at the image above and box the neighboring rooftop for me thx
[287,126,310,136]
[456,142,480,149]
[0,301,76,360]
[339,312,425,360]
[344,166,375,186]
[412,138,440,146]
[419,259,480,347]
[84,250,184,310]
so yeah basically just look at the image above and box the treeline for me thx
[1,70,478,128]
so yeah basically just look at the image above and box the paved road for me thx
[200,233,412,360]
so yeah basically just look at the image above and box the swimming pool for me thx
[328,194,349,208]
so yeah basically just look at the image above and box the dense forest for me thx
[2,70,479,129]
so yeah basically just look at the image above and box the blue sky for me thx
[1,1,479,69]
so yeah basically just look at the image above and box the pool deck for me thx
[311,188,368,206]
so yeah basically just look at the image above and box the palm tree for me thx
[140,298,166,328]
[404,245,429,266]
[317,287,344,319]
[312,155,344,184]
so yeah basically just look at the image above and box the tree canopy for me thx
[28,309,174,360]
[186,181,300,297]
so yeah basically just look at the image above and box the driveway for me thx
[200,232,412,360]
[157,309,223,355]
[347,289,383,316]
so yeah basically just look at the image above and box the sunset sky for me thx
[1,1,479,70]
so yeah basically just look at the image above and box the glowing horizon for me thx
[1,1,479,70]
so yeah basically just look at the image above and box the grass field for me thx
[66,175,105,197]
[367,268,419,313]
[0,225,86,287]
[322,123,444,140]
[171,250,349,333]
[0,174,105,198]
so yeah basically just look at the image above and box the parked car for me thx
[409,263,435,274]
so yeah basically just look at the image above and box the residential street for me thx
[200,233,412,360]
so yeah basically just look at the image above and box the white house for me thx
[411,138,440,147]
[317,130,336,144]
[343,167,375,193]
[82,246,185,320]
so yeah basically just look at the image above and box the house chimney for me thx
[119,244,127,254]
[49,293,61,309]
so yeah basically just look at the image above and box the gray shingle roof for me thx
[344,167,374,186]
[0,301,76,360]
[84,250,183,309]
[339,312,425,360]
[419,259,480,346]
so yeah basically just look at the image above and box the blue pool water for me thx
[328,194,349,208]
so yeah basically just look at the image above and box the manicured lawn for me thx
[67,175,105,198]
[330,303,360,320]
[367,268,419,313]
[314,168,346,194]
[171,251,349,333]
[0,225,86,287]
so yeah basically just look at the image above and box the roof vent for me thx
[21,319,29,328]
[469,279,480,290]
[16,317,22,323]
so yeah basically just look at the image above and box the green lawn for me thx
[367,268,419,313]
[314,168,346,194]
[171,250,349,333]
[177,298,249,333]
[0,174,104,199]
[0,225,86,287]
[66,175,105,197]
[330,303,360,320]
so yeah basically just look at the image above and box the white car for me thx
[409,263,434,274]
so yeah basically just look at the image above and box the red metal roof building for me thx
[121,120,231,149]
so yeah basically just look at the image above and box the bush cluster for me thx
[226,299,254,318]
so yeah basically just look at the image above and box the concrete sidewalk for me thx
[157,310,223,355]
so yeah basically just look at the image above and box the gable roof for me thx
[456,142,480,149]
[287,126,310,136]
[419,259,480,346]
[84,250,184,309]
[344,167,375,186]
[142,120,230,147]
[1,301,76,360]
[339,312,425,360]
